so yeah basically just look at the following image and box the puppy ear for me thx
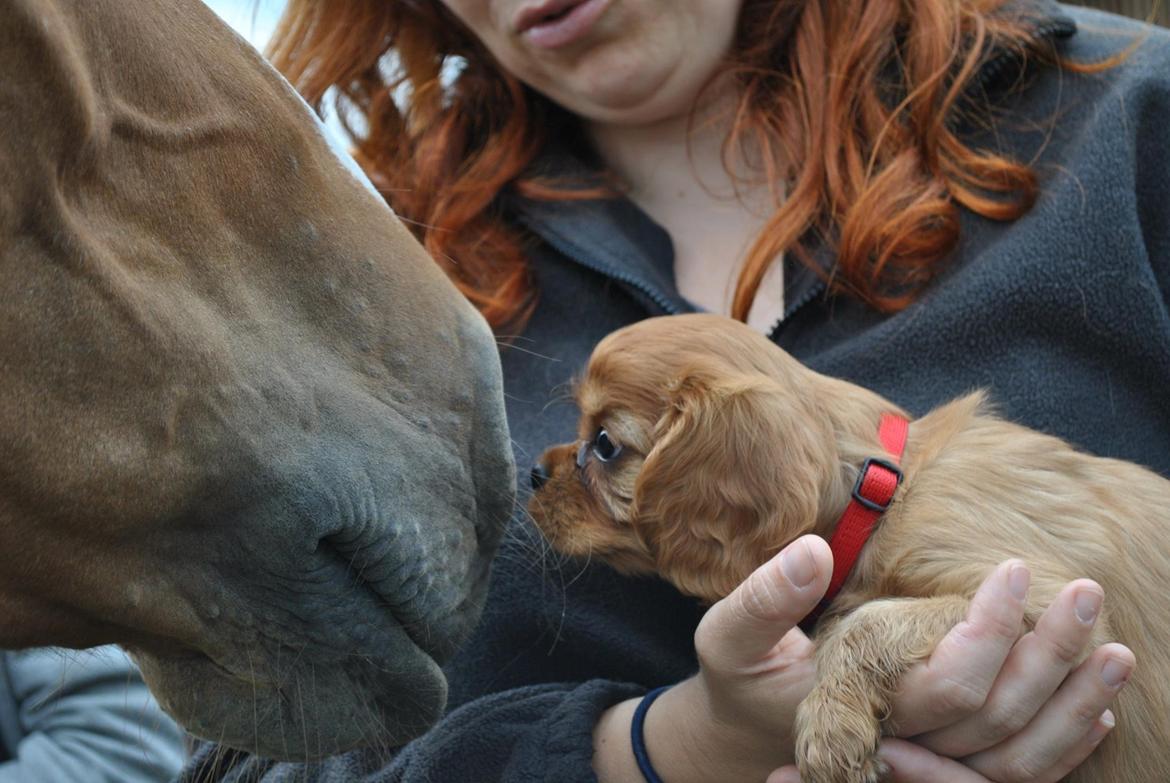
[632,367,838,601]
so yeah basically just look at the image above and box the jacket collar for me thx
[508,177,694,317]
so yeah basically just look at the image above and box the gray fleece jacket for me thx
[182,3,1170,781]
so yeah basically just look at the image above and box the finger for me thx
[1021,710,1115,783]
[963,643,1133,782]
[766,768,802,783]
[694,535,832,669]
[891,560,1029,736]
[915,579,1104,756]
[877,738,992,782]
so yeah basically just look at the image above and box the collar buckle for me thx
[850,457,904,513]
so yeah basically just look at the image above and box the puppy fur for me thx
[528,313,1170,783]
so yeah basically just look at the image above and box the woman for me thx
[186,0,1169,780]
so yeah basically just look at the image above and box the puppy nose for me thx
[530,462,551,491]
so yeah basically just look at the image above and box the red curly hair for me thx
[268,1,1098,330]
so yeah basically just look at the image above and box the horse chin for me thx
[132,629,446,760]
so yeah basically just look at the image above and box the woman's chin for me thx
[558,64,695,125]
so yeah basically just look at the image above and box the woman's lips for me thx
[515,0,612,50]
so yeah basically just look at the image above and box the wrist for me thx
[642,678,777,783]
[593,677,785,783]
[594,697,642,783]
[594,683,732,783]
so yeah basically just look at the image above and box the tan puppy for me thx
[528,313,1170,783]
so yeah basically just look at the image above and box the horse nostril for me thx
[530,462,551,491]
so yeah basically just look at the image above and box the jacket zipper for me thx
[971,17,1077,94]
[533,208,818,337]
[767,276,826,341]
[520,216,686,316]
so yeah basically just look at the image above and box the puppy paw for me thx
[795,688,888,783]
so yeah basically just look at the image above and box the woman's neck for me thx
[585,88,741,218]
[584,86,784,329]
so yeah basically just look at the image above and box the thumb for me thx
[695,535,833,669]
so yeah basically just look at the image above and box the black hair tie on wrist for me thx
[631,685,671,783]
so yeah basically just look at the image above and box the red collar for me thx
[802,412,909,630]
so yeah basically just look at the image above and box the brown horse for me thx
[0,0,514,761]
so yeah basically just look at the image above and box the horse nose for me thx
[530,462,551,491]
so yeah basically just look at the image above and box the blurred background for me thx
[203,0,284,46]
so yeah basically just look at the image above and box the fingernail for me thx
[1085,709,1115,745]
[781,539,817,588]
[1008,563,1030,601]
[1101,657,1131,688]
[1075,588,1103,624]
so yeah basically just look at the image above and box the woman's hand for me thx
[593,535,1131,783]
[768,732,1117,783]
[881,567,1130,781]
[593,535,830,783]
[773,557,1130,782]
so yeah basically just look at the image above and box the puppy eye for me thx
[593,428,622,462]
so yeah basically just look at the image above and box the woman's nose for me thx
[530,461,551,491]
